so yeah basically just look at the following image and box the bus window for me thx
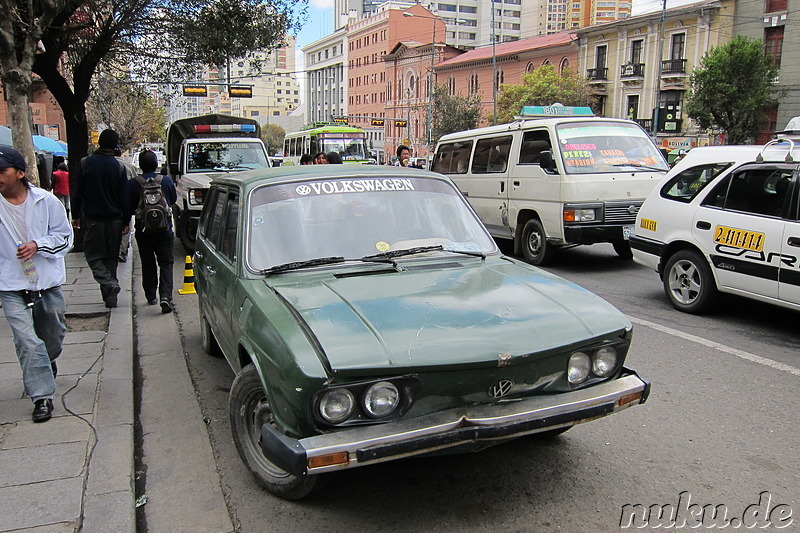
[519,130,552,164]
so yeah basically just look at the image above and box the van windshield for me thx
[555,121,668,174]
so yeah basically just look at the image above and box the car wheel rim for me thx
[527,230,542,258]
[668,259,701,305]
[240,388,291,479]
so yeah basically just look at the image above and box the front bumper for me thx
[563,224,633,245]
[260,369,650,477]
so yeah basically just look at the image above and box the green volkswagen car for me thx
[194,166,650,500]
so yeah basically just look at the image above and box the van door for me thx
[508,129,561,239]
[466,135,513,237]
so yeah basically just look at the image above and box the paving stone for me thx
[83,490,134,533]
[2,416,91,450]
[0,478,83,531]
[0,441,87,487]
[85,424,133,495]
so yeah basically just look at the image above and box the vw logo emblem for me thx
[296,185,311,195]
[489,379,513,398]
[627,205,639,215]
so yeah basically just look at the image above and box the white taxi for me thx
[630,140,800,314]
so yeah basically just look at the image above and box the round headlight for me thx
[568,352,591,384]
[592,346,618,377]
[318,388,355,424]
[363,381,400,418]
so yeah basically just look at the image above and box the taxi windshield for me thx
[246,176,497,270]
[187,141,270,172]
[556,121,669,174]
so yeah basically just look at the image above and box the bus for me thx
[283,123,373,165]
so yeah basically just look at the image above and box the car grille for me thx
[604,201,642,224]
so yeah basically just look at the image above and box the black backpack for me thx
[135,175,170,232]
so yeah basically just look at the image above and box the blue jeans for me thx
[0,287,64,402]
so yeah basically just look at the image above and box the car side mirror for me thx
[539,151,558,174]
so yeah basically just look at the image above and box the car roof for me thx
[437,116,639,142]
[670,143,800,172]
[209,165,452,189]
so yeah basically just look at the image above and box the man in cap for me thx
[0,145,73,422]
[71,129,129,307]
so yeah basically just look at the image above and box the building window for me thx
[559,57,570,73]
[764,26,784,66]
[469,72,479,95]
[670,33,685,60]
[630,39,643,64]
[626,94,639,120]
[765,0,787,12]
[526,62,534,72]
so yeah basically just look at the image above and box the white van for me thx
[432,105,669,265]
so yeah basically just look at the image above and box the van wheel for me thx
[521,219,556,266]
[663,249,718,314]
[178,210,196,252]
[230,364,321,500]
[612,240,633,259]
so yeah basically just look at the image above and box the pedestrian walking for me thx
[70,129,129,307]
[0,145,73,422]
[51,161,71,218]
[126,150,177,313]
[394,145,410,167]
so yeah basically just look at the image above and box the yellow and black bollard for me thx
[178,256,196,295]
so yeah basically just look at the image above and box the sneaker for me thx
[160,299,174,314]
[105,285,121,308]
[145,292,157,305]
[32,398,53,423]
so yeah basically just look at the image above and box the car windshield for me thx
[556,121,669,174]
[187,141,270,172]
[246,175,497,271]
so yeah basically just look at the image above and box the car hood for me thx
[270,259,630,372]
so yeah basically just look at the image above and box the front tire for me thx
[177,209,197,252]
[521,219,556,266]
[229,364,320,500]
[662,249,718,314]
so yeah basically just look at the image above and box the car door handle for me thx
[787,237,800,247]
[696,220,712,230]
[513,181,521,187]
[194,250,203,260]
[205,265,216,276]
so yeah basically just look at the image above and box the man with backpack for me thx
[126,150,177,313]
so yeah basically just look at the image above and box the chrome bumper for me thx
[260,369,650,477]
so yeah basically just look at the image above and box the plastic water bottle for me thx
[18,244,38,284]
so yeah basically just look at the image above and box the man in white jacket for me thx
[0,145,73,423]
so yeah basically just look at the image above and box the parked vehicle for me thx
[432,105,669,265]
[631,140,800,313]
[194,165,651,500]
[166,114,272,251]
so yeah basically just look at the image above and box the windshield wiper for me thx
[262,256,345,275]
[612,162,667,172]
[362,245,486,263]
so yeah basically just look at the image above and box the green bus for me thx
[283,123,373,165]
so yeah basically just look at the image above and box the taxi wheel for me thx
[200,314,222,357]
[230,364,320,500]
[521,219,556,266]
[663,250,718,314]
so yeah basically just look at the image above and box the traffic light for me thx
[229,85,253,98]
[183,85,208,97]
[332,117,349,125]
[371,119,385,126]
[395,120,407,127]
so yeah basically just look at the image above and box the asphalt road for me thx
[169,240,799,532]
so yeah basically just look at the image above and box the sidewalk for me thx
[0,251,135,532]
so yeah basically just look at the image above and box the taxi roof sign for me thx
[519,105,595,118]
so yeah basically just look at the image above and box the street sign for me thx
[229,86,253,98]
[183,85,208,97]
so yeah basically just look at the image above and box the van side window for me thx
[432,140,473,174]
[472,136,512,174]
[519,131,552,164]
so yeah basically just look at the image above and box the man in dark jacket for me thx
[126,150,177,313]
[71,129,129,308]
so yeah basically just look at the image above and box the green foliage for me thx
[430,84,482,144]
[87,78,166,150]
[494,64,593,124]
[262,123,285,156]
[686,36,783,145]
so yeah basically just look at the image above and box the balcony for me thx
[620,63,645,78]
[661,59,687,75]
[586,67,608,81]
[634,118,653,131]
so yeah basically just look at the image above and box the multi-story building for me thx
[575,0,734,150]
[435,32,577,127]
[303,28,348,126]
[733,0,797,142]
[0,78,67,142]
[347,2,444,157]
